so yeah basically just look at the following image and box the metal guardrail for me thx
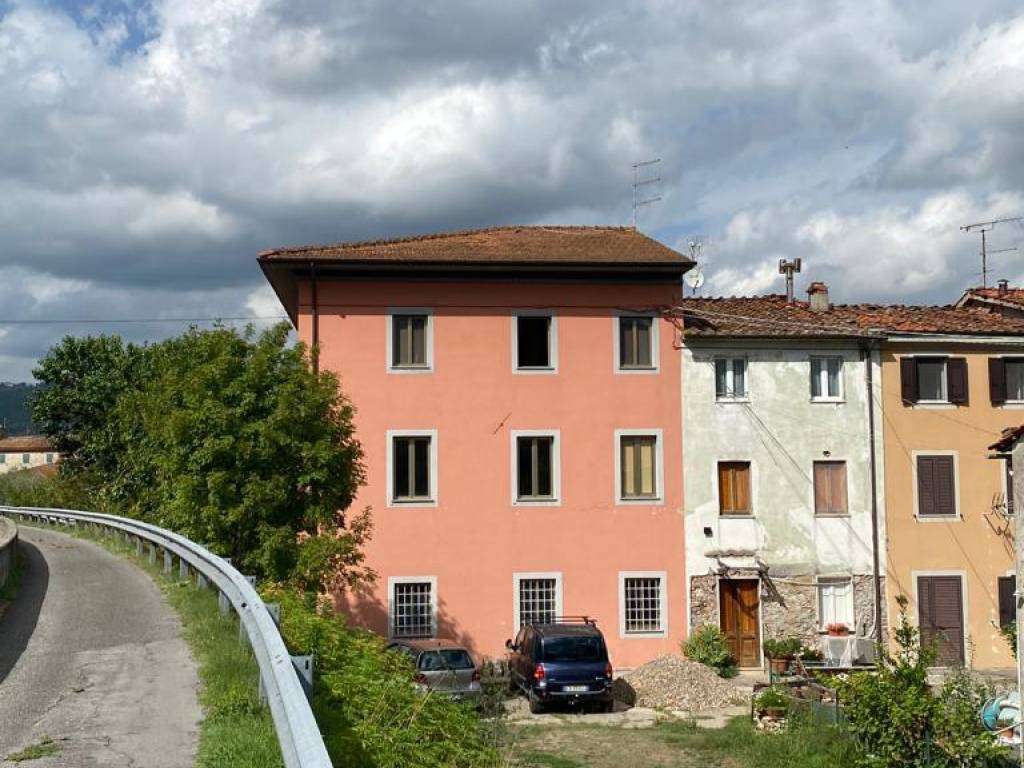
[0,505,332,768]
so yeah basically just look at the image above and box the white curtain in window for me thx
[818,579,854,628]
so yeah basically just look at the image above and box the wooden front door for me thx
[917,575,965,666]
[720,579,761,668]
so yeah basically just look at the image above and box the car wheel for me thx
[528,692,545,715]
[601,700,615,713]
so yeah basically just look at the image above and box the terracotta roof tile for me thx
[990,425,1024,453]
[957,286,1024,309]
[677,295,1024,338]
[0,435,53,452]
[259,225,690,266]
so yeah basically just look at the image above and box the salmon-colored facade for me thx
[288,273,686,669]
[881,343,1018,670]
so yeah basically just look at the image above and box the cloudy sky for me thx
[2,0,1023,381]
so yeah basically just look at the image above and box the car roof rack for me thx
[546,615,597,626]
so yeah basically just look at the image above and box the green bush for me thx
[762,636,802,659]
[754,686,790,712]
[683,625,737,677]
[1000,622,1017,660]
[833,595,1007,768]
[262,585,498,768]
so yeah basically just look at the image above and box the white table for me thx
[820,635,875,667]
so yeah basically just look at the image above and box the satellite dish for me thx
[685,268,705,289]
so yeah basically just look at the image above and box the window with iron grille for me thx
[392,581,433,638]
[619,316,654,369]
[518,578,557,626]
[623,576,663,634]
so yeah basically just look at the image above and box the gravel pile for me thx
[616,656,741,711]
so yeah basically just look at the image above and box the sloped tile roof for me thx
[259,225,690,266]
[0,435,53,452]
[990,425,1024,453]
[957,287,1024,309]
[677,295,1024,338]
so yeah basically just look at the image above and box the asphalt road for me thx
[0,525,201,767]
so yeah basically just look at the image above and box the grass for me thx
[510,712,857,768]
[24,522,284,768]
[6,736,60,762]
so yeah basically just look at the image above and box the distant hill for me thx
[0,383,40,436]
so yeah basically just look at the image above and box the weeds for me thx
[6,736,60,763]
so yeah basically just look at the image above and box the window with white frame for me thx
[618,316,655,370]
[917,358,948,402]
[391,314,429,368]
[387,431,436,505]
[810,356,843,400]
[1006,359,1024,402]
[715,358,747,400]
[391,580,435,638]
[617,431,662,502]
[21,453,30,465]
[818,577,854,630]
[515,575,561,627]
[513,431,560,503]
[621,573,666,635]
[515,314,555,370]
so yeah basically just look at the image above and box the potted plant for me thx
[762,636,801,675]
[754,686,789,720]
[826,622,850,637]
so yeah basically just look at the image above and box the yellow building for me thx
[880,335,1024,670]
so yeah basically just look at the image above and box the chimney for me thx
[998,279,1009,295]
[807,281,830,313]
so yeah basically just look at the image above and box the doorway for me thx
[720,579,761,668]
[916,575,965,666]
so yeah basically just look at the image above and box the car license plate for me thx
[564,685,588,693]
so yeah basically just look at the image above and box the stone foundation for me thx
[689,571,888,649]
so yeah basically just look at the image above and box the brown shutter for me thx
[831,463,848,514]
[900,357,918,404]
[999,576,1017,628]
[947,357,968,404]
[735,463,750,513]
[813,463,829,514]
[718,463,733,513]
[917,456,937,516]
[990,357,1007,405]
[934,455,956,516]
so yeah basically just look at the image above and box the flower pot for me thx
[768,657,790,675]
[761,707,787,719]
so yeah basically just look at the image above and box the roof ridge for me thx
[259,224,638,257]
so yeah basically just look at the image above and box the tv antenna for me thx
[684,239,707,295]
[961,216,1022,288]
[779,258,802,303]
[631,158,662,229]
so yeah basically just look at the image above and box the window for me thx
[715,358,747,400]
[515,573,562,627]
[1007,459,1015,517]
[989,357,1024,404]
[617,431,662,502]
[389,578,436,638]
[810,357,843,400]
[387,431,436,505]
[21,453,29,465]
[620,572,667,636]
[813,461,848,516]
[900,356,967,405]
[45,453,54,464]
[916,454,957,518]
[513,431,560,503]
[818,577,854,629]
[387,310,432,372]
[514,314,555,370]
[618,316,655,370]
[718,461,752,515]
[0,454,5,464]
[999,575,1016,629]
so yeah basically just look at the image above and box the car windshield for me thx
[418,649,475,671]
[541,636,606,662]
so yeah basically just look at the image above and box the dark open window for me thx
[393,436,431,501]
[516,316,552,368]
[517,436,554,499]
[619,317,653,369]
[900,357,967,405]
[916,454,956,517]
[999,575,1017,629]
[392,314,428,368]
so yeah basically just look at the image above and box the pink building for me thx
[260,226,692,669]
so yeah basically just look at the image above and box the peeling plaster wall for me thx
[683,340,885,643]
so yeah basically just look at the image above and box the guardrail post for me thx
[148,543,157,565]
[196,570,208,589]
[179,557,189,581]
[163,549,173,575]
[291,655,314,700]
[266,602,281,627]
[135,536,143,557]
[218,591,230,616]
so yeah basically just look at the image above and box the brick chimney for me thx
[807,281,830,313]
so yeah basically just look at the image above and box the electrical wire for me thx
[0,315,288,325]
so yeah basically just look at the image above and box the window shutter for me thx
[999,576,1017,629]
[917,456,936,516]
[947,357,968,404]
[990,357,1007,405]
[934,455,956,515]
[813,463,829,513]
[900,357,918,404]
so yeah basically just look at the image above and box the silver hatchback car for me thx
[386,639,482,703]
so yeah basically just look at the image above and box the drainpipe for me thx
[310,261,320,375]
[863,339,884,645]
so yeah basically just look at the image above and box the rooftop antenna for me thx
[961,216,1022,288]
[684,239,706,296]
[779,258,802,303]
[631,158,662,230]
